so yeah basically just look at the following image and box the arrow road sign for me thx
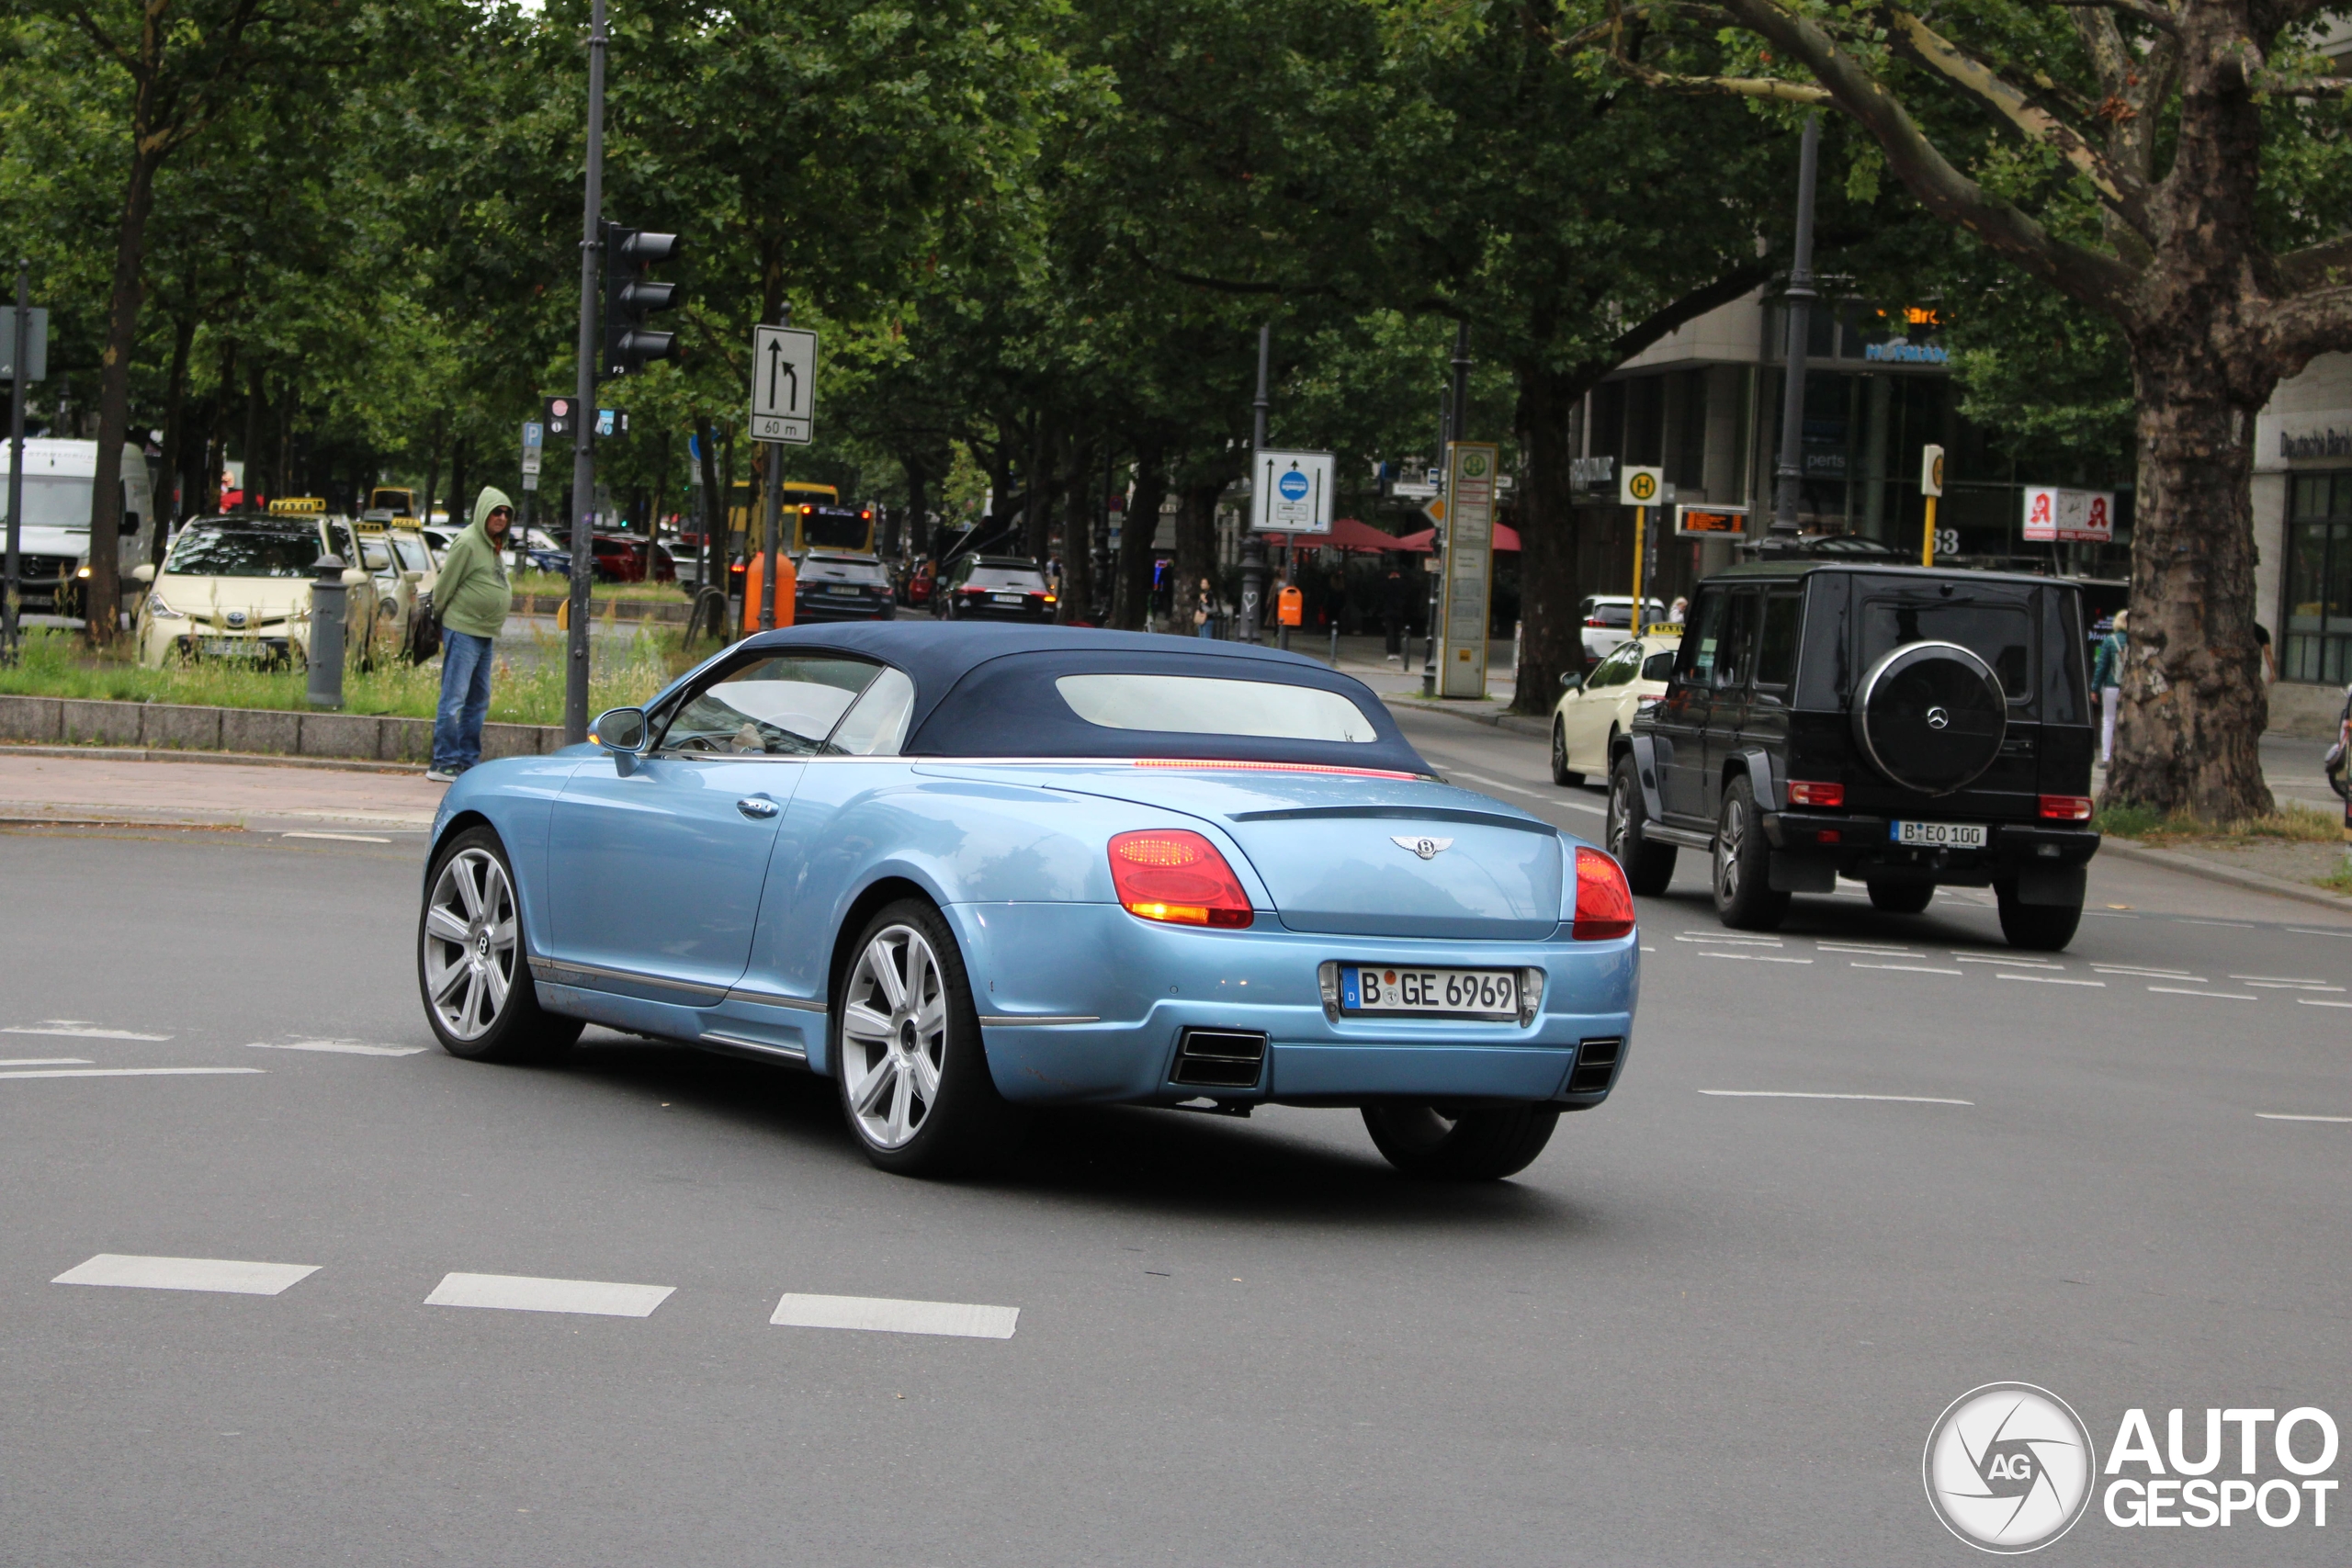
[1250,448,1333,534]
[751,325,817,445]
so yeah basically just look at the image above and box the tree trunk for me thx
[1114,441,1166,630]
[1060,438,1096,623]
[904,456,931,559]
[448,438,469,535]
[1511,362,1585,716]
[1172,478,1222,618]
[153,307,197,559]
[85,148,162,644]
[2103,349,2275,819]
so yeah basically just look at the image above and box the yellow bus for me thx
[724,479,875,554]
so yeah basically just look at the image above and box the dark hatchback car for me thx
[1608,561,2100,950]
[937,555,1056,622]
[792,551,896,622]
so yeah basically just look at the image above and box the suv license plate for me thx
[1341,965,1518,1017]
[992,593,1023,605]
[1892,820,1987,850]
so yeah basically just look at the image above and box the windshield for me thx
[164,527,320,579]
[1056,673,1379,742]
[1861,599,2034,701]
[389,534,431,573]
[660,653,880,755]
[5,473,95,531]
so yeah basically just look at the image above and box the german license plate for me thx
[1892,819,1987,850]
[992,593,1023,605]
[1341,965,1518,1017]
[199,637,266,659]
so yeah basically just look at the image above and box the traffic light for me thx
[602,223,682,378]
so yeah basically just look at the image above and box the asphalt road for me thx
[4,710,2348,1565]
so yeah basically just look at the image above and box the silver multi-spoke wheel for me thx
[422,847,517,1042]
[839,923,950,1150]
[1715,794,1745,903]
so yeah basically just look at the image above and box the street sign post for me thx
[1437,442,1500,699]
[1250,448,1333,535]
[0,306,46,384]
[1920,443,1946,565]
[751,325,817,445]
[1621,466,1663,630]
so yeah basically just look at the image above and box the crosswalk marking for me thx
[53,1254,320,1295]
[424,1271,675,1318]
[771,1292,1020,1339]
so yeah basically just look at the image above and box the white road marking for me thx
[2230,974,2333,985]
[2181,919,2256,929]
[1851,963,1963,976]
[2146,987,2256,1001]
[1443,769,1605,816]
[0,1057,92,1067]
[2256,1112,2352,1122]
[0,1067,263,1081]
[2094,966,2199,980]
[424,1271,675,1317]
[770,1292,1019,1339]
[1955,954,2062,967]
[279,831,391,843]
[2287,928,2352,938]
[1700,1090,1973,1106]
[2296,998,2352,1009]
[1816,943,1919,955]
[3,1021,171,1041]
[53,1254,319,1295]
[1700,952,1814,964]
[2245,982,2345,992]
[1676,933,1781,946]
[1639,946,1657,953]
[1996,973,2106,986]
[245,1040,428,1057]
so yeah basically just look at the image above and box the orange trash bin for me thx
[1277,583,1304,627]
[740,552,797,634]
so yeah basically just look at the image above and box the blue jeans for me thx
[432,630,495,772]
[1196,618,1216,639]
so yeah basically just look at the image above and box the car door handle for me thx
[736,797,779,819]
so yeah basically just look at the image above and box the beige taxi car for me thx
[132,505,379,670]
[1551,627,1680,786]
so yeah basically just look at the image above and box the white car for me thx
[1578,595,1666,663]
[0,437,158,626]
[1552,630,1679,786]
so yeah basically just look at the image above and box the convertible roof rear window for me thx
[1056,672,1377,742]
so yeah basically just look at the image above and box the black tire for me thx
[831,898,1023,1177]
[1712,774,1790,931]
[1607,752,1679,897]
[417,827,583,1064]
[1866,878,1936,915]
[1996,879,2083,951]
[1550,719,1582,787]
[1362,1103,1560,1180]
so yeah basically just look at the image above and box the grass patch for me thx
[0,626,697,727]
[510,570,689,603]
[2095,798,2344,845]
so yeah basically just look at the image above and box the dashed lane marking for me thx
[1701,1090,1973,1106]
[0,1067,263,1081]
[2181,919,2256,930]
[1850,963,1963,976]
[1700,952,1813,964]
[1677,933,1781,945]
[279,831,392,843]
[0,1057,92,1067]
[2147,987,2257,1001]
[2246,982,2346,992]
[2257,1112,2352,1123]
[1816,943,1920,955]
[424,1271,675,1318]
[1442,769,1605,817]
[2095,966,2200,980]
[3,1021,171,1041]
[246,1040,429,1057]
[1955,954,2062,967]
[1996,974,2106,987]
[2288,928,2352,938]
[771,1292,1019,1339]
[2297,998,2352,1009]
[53,1254,319,1295]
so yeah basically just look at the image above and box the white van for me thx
[0,439,157,623]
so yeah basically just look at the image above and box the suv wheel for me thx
[1713,775,1790,931]
[1551,719,1582,786]
[1866,878,1936,915]
[1995,878,2082,952]
[1607,752,1678,896]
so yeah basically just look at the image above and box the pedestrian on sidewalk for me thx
[1193,577,1217,639]
[2093,609,2128,765]
[1381,558,1408,660]
[427,489,515,784]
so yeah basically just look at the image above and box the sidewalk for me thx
[0,750,446,831]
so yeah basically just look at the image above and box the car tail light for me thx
[1786,780,1844,807]
[1584,616,1606,627]
[1108,830,1253,928]
[2040,794,2093,821]
[1572,846,1634,940]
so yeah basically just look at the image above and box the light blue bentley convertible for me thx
[417,625,1638,1179]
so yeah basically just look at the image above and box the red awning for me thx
[1390,522,1521,553]
[1257,517,1421,554]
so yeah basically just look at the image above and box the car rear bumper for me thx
[794,601,896,622]
[1764,810,2099,883]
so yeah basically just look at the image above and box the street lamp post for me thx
[1423,321,1470,697]
[562,0,608,745]
[1240,324,1270,644]
[1770,114,1822,539]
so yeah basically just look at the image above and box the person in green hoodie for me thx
[427,488,514,782]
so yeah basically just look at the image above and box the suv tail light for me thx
[1786,780,1844,807]
[1108,830,1253,928]
[1573,846,1634,940]
[2040,794,2094,821]
[1583,615,1607,627]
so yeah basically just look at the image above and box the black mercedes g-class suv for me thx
[1606,561,2100,950]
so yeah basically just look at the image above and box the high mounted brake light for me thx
[1108,830,1253,928]
[1572,846,1635,941]
[1132,759,1422,781]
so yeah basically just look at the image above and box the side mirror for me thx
[131,563,155,584]
[340,568,369,590]
[1559,671,1582,691]
[401,570,424,584]
[591,706,649,753]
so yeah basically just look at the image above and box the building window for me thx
[2284,471,2352,683]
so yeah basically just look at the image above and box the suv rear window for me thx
[1861,599,2033,701]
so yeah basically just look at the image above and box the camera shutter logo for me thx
[1924,1382,2097,1553]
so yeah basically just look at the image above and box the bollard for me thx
[1329,624,1340,666]
[307,553,347,711]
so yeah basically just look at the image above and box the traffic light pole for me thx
[563,0,607,746]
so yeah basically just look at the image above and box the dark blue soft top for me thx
[717,622,1431,773]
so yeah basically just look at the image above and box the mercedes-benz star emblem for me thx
[1392,835,1454,861]
[1926,705,1951,730]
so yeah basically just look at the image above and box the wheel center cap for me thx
[897,1018,916,1053]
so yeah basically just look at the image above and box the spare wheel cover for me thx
[1850,639,2007,795]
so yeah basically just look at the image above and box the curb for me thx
[2096,836,2352,918]
[0,742,429,776]
[1379,694,1551,740]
